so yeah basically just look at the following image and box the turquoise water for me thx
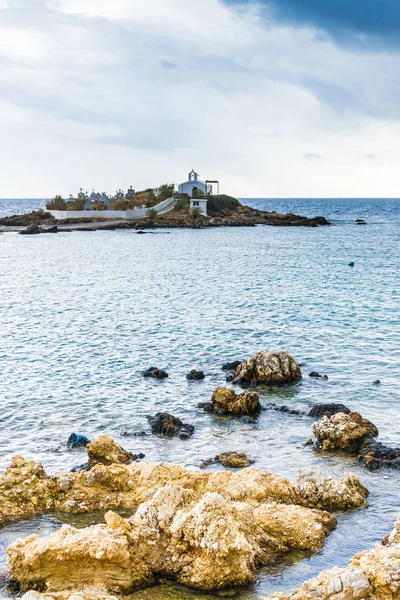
[0,198,399,598]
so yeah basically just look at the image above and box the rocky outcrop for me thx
[20,594,118,600]
[142,367,168,379]
[309,371,328,379]
[261,515,400,600]
[308,403,351,419]
[186,369,205,380]
[147,413,195,439]
[293,469,368,510]
[0,210,55,227]
[199,387,261,415]
[231,350,301,387]
[7,486,338,594]
[200,452,255,469]
[0,445,368,529]
[312,411,378,452]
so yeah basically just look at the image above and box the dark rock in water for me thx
[187,369,205,381]
[46,225,58,233]
[121,431,148,437]
[264,403,302,415]
[147,412,195,439]
[359,438,400,470]
[348,262,355,267]
[67,433,91,449]
[71,461,91,473]
[308,403,351,419]
[305,438,314,447]
[373,380,381,385]
[143,367,169,379]
[222,360,242,371]
[309,372,328,380]
[201,387,261,416]
[19,225,58,235]
[200,451,254,469]
[356,219,367,224]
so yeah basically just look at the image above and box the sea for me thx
[0,197,399,599]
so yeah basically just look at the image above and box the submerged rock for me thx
[186,369,205,380]
[308,403,351,419]
[261,515,400,600]
[222,360,242,371]
[143,367,168,379]
[147,412,195,439]
[231,349,301,387]
[309,371,328,380]
[200,387,261,415]
[200,452,255,469]
[312,411,378,452]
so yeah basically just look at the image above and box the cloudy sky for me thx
[1,0,400,198]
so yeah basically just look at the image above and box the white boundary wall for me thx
[48,196,176,221]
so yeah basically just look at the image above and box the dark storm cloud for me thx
[225,0,400,47]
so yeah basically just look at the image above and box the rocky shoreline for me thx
[0,348,397,600]
[0,202,331,232]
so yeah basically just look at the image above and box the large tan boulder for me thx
[312,411,378,452]
[261,515,400,600]
[232,350,301,386]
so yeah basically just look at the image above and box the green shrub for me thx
[46,195,66,210]
[147,208,158,222]
[174,197,188,210]
[190,206,203,220]
[158,184,175,202]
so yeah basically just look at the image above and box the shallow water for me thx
[0,198,399,598]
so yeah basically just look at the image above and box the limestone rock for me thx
[7,485,337,594]
[147,412,195,439]
[87,436,134,466]
[312,411,378,452]
[0,448,369,529]
[200,387,261,415]
[294,469,369,510]
[231,350,301,387]
[200,452,255,469]
[261,515,400,600]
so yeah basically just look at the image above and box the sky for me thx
[1,0,400,198]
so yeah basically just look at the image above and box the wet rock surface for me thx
[358,438,400,470]
[309,371,328,379]
[200,387,261,415]
[222,360,242,371]
[147,412,195,439]
[308,403,351,419]
[261,515,400,600]
[86,436,136,466]
[186,369,205,380]
[200,452,255,469]
[142,367,168,379]
[231,350,301,387]
[19,225,59,235]
[312,411,379,452]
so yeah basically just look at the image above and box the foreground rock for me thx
[147,413,195,439]
[86,436,135,466]
[231,350,301,387]
[200,452,255,469]
[199,387,261,415]
[5,459,368,595]
[0,442,368,529]
[313,411,379,452]
[143,367,168,379]
[19,225,58,235]
[261,515,400,600]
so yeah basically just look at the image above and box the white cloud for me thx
[1,0,400,196]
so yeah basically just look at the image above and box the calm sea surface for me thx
[0,198,399,599]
